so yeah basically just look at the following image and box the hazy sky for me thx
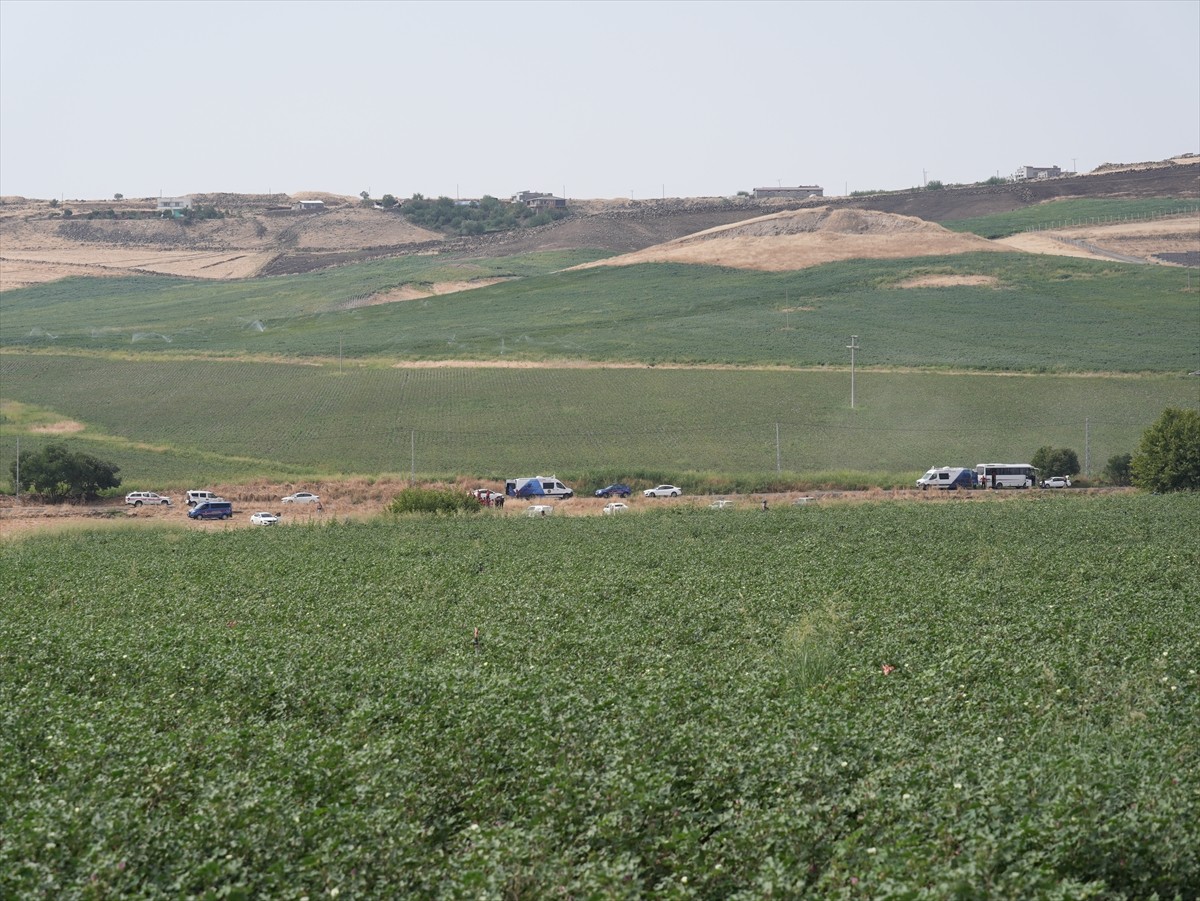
[2,0,1197,201]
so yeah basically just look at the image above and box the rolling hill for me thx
[1,156,1196,289]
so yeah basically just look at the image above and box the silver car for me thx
[125,491,172,506]
[643,485,681,498]
[282,492,320,504]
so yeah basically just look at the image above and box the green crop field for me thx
[3,253,1196,372]
[940,198,1199,239]
[2,496,1197,898]
[2,353,1195,488]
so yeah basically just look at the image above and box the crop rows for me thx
[3,353,1195,487]
[3,253,1196,372]
[942,198,1200,239]
[1,495,1197,897]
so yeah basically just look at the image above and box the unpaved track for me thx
[0,485,1130,539]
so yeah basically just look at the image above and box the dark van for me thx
[188,500,233,520]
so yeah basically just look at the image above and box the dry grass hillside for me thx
[576,208,1011,271]
[1,157,1196,291]
[0,196,443,289]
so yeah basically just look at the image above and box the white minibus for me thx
[975,463,1036,489]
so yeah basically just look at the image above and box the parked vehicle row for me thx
[122,487,322,522]
[917,463,1072,490]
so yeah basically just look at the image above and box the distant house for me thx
[752,185,824,200]
[295,199,325,211]
[512,190,567,209]
[1014,165,1062,180]
[157,196,192,218]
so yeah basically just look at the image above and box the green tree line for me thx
[397,194,567,235]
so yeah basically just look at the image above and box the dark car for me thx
[594,483,632,498]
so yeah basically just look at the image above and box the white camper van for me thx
[505,476,574,499]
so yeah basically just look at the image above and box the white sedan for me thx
[282,492,320,504]
[643,485,681,498]
[603,502,629,515]
[1041,476,1072,489]
[250,511,280,525]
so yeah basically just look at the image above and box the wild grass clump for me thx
[387,485,480,515]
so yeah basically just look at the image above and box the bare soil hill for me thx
[1,157,1195,290]
[576,207,1010,271]
[0,198,444,289]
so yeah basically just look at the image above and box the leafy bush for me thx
[388,485,481,514]
[1102,452,1133,486]
[399,194,566,236]
[1132,407,1200,491]
[181,204,225,222]
[925,179,945,190]
[1031,445,1081,478]
[9,441,120,501]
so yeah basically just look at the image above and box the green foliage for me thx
[113,193,124,200]
[1131,406,1200,492]
[380,193,398,208]
[10,441,120,501]
[181,203,225,222]
[2,253,1196,373]
[2,354,1195,485]
[1031,445,1081,478]
[48,198,58,208]
[1,496,1197,896]
[399,194,565,236]
[61,208,72,218]
[1102,452,1133,486]
[925,179,945,190]
[387,485,481,514]
[942,197,1199,238]
[983,176,1008,186]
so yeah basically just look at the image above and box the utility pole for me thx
[847,335,860,409]
[1084,417,1090,477]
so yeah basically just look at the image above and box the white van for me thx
[505,477,573,499]
[186,489,224,506]
[916,467,980,490]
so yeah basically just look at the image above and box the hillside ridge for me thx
[1,157,1196,289]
